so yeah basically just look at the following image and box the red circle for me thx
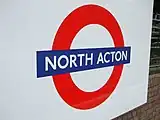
[52,4,124,110]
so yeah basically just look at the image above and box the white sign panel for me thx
[0,0,153,120]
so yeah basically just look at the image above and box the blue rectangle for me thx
[37,47,131,78]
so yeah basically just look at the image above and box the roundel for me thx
[52,4,124,110]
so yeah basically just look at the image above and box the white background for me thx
[0,0,153,120]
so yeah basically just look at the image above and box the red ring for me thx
[52,4,124,110]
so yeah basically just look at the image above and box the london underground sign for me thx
[0,1,153,120]
[37,5,131,109]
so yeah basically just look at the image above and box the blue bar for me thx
[37,47,131,78]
